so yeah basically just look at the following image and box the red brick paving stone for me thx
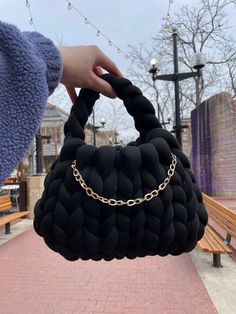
[0,228,217,314]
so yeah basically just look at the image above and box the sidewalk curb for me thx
[190,248,236,314]
[0,219,33,247]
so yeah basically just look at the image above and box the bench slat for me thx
[206,203,236,225]
[202,193,236,221]
[198,194,235,267]
[0,203,12,212]
[0,200,11,207]
[207,205,236,224]
[198,227,218,252]
[0,211,29,227]
[204,228,221,252]
[203,195,236,218]
[203,193,236,238]
[0,195,11,202]
[198,231,213,252]
[198,226,232,254]
[208,211,236,236]
[0,196,12,212]
[199,227,223,253]
[206,226,232,253]
[203,194,236,222]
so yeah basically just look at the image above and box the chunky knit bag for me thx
[34,74,208,261]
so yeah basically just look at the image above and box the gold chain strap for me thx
[71,153,177,207]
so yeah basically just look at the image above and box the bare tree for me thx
[227,60,236,98]
[48,84,72,112]
[218,35,236,98]
[175,0,236,105]
[93,97,137,142]
[128,0,236,120]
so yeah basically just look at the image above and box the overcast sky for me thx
[2,0,235,75]
[1,0,236,141]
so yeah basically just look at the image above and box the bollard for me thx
[27,175,45,219]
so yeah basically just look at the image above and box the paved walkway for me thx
[0,226,216,314]
[191,249,236,314]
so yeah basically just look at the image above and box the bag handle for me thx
[64,74,162,143]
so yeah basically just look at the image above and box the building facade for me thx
[40,104,120,172]
[40,103,69,171]
[181,117,192,159]
[85,124,119,147]
[191,92,236,197]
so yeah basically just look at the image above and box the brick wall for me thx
[181,117,192,159]
[191,92,236,197]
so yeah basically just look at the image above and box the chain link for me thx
[71,153,177,207]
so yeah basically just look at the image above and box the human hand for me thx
[59,45,122,103]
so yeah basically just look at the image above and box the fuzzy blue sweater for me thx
[0,21,63,185]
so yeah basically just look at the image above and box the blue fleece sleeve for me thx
[0,21,63,185]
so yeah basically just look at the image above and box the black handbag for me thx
[34,74,208,261]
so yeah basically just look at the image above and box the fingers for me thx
[91,49,122,98]
[95,49,123,77]
[66,86,77,104]
[90,72,116,98]
[94,66,103,76]
[60,45,122,99]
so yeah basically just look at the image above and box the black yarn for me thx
[34,74,208,261]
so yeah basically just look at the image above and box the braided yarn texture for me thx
[34,74,208,261]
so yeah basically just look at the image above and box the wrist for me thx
[58,46,69,86]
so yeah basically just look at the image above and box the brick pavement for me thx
[0,228,216,314]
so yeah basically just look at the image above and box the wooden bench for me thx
[0,195,12,213]
[0,211,29,234]
[198,193,236,267]
[0,195,29,234]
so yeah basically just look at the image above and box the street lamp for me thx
[149,58,159,79]
[149,28,207,147]
[149,58,161,121]
[161,115,172,127]
[92,111,106,146]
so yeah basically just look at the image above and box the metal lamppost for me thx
[92,111,106,146]
[35,128,51,174]
[161,115,172,127]
[149,28,207,147]
[35,128,43,174]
